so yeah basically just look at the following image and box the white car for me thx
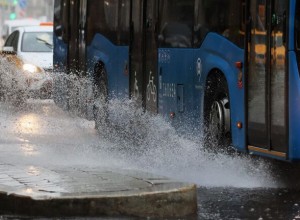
[2,18,41,41]
[2,24,53,98]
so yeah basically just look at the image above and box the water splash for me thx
[88,98,278,188]
[0,69,278,188]
[0,56,28,106]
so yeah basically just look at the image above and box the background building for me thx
[0,0,54,47]
[25,0,54,22]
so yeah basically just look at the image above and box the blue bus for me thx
[53,0,300,162]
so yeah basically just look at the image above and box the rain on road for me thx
[1,98,300,219]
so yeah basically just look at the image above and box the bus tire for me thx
[93,63,108,130]
[204,71,231,151]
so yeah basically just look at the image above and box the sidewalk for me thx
[0,163,197,218]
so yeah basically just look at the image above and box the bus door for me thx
[68,0,79,73]
[53,0,69,110]
[247,0,288,157]
[78,0,87,74]
[68,0,87,74]
[66,0,88,115]
[129,0,158,112]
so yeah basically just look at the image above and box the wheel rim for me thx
[208,100,224,141]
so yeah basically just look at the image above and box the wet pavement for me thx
[1,99,300,219]
[0,100,196,218]
[197,186,300,219]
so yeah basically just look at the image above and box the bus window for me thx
[295,1,300,75]
[54,0,64,41]
[87,0,129,45]
[118,0,130,45]
[295,2,300,51]
[158,0,194,48]
[53,0,69,43]
[87,0,109,45]
[195,0,244,48]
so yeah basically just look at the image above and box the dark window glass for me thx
[295,2,300,50]
[158,0,194,48]
[54,0,62,37]
[119,0,130,44]
[87,0,129,45]
[158,0,244,48]
[4,31,16,47]
[54,0,69,43]
[22,32,53,52]
[4,31,19,51]
[295,1,300,75]
[11,31,19,51]
[195,0,245,48]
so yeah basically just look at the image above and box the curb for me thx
[0,165,197,218]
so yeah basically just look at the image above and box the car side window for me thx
[11,31,19,51]
[4,30,19,51]
[4,31,16,46]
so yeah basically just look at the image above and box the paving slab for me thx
[0,164,197,218]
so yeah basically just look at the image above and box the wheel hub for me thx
[208,98,230,140]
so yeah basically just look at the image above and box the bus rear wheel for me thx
[204,73,231,151]
[207,98,230,146]
[93,63,108,130]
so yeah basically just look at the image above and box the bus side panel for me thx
[158,48,198,134]
[199,33,246,151]
[53,35,68,110]
[86,34,129,100]
[158,33,246,150]
[288,52,300,161]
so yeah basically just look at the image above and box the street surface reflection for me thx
[0,99,300,219]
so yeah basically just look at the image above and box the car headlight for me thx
[23,63,42,73]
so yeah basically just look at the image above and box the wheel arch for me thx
[204,68,229,102]
[203,66,246,152]
[204,68,231,133]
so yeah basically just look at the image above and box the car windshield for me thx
[22,32,53,52]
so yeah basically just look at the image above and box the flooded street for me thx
[198,187,300,219]
[1,99,300,219]
[1,0,300,218]
[0,99,275,188]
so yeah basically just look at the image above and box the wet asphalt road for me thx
[1,99,300,220]
[196,160,300,219]
[198,186,300,219]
